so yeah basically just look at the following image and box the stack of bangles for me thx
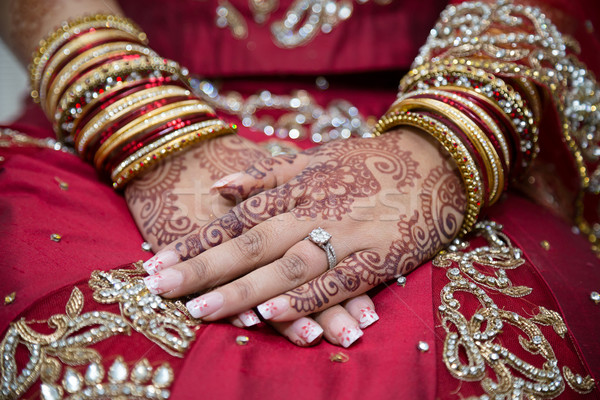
[29,14,236,189]
[374,62,542,237]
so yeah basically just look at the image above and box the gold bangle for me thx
[111,118,224,180]
[440,85,520,142]
[94,100,214,169]
[374,109,483,236]
[398,88,510,170]
[400,97,504,205]
[76,85,190,154]
[30,14,147,99]
[42,39,153,113]
[54,56,185,139]
[112,120,236,189]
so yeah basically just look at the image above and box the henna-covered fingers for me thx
[180,237,364,320]
[211,153,308,200]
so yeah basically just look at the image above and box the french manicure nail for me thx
[210,172,243,191]
[337,326,363,348]
[256,297,289,320]
[238,310,261,327]
[143,250,179,275]
[143,269,184,295]
[186,292,225,318]
[358,307,379,329]
[292,318,323,344]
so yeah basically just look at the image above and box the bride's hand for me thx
[141,128,466,346]
[126,134,379,346]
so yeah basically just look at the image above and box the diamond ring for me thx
[304,227,337,270]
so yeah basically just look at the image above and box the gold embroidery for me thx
[563,366,596,394]
[214,0,390,48]
[0,262,195,398]
[435,221,595,398]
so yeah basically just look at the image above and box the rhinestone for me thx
[40,383,61,400]
[85,362,104,384]
[417,341,430,352]
[590,291,600,304]
[50,234,62,242]
[236,335,250,345]
[63,368,83,393]
[539,240,550,250]
[108,357,128,383]
[141,242,152,252]
[153,364,174,388]
[4,292,16,305]
[396,276,407,286]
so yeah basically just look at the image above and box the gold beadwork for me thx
[434,221,595,397]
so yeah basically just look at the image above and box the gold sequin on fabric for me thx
[0,262,197,399]
[329,352,350,363]
[435,221,595,398]
[3,292,16,306]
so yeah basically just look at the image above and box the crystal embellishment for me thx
[108,357,128,383]
[308,227,331,245]
[85,362,104,385]
[62,368,83,393]
[132,359,153,384]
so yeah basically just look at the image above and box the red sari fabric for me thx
[1,0,599,398]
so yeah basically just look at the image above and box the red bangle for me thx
[103,113,217,173]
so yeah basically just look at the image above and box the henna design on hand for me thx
[195,135,267,180]
[288,138,420,220]
[285,155,466,313]
[173,135,421,260]
[125,156,199,247]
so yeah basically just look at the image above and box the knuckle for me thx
[276,253,310,286]
[230,279,256,302]
[187,257,215,284]
[233,229,267,262]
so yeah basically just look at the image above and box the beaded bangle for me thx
[42,42,156,113]
[373,109,483,236]
[112,120,236,189]
[30,14,147,99]
[110,119,224,180]
[400,97,504,205]
[55,57,186,139]
[94,100,213,169]
[76,86,191,154]
[402,89,510,171]
[40,28,142,103]
[399,63,537,170]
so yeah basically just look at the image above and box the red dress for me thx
[1,0,599,398]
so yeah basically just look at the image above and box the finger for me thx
[342,295,379,329]
[313,305,363,348]
[142,183,299,275]
[255,249,387,322]
[182,236,357,320]
[229,309,261,328]
[145,212,314,298]
[211,153,310,199]
[268,317,324,347]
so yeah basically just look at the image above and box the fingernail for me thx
[256,297,289,320]
[186,292,224,318]
[210,172,243,191]
[337,326,363,348]
[237,310,261,327]
[143,269,184,295]
[358,307,379,329]
[292,318,323,344]
[143,250,179,275]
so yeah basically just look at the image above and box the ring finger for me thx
[183,236,361,320]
